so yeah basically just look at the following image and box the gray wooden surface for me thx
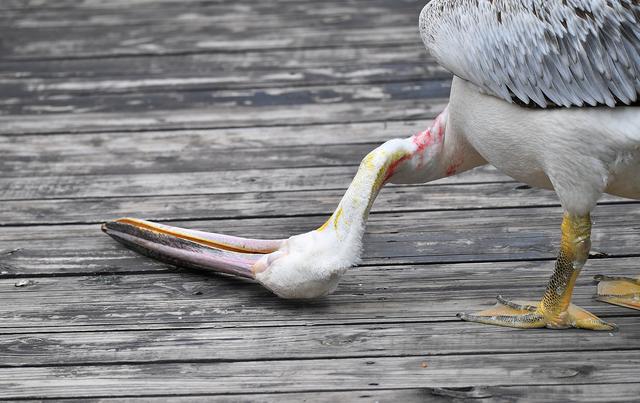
[1,0,639,400]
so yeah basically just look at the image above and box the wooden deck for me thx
[1,0,639,400]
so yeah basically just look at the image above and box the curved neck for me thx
[316,106,485,265]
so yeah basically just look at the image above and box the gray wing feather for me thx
[419,0,640,108]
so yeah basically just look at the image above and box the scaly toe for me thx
[457,296,546,329]
[562,303,618,331]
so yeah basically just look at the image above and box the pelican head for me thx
[102,110,460,300]
[102,217,361,299]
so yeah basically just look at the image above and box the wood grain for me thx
[1,204,639,276]
[0,165,509,201]
[0,98,449,135]
[0,46,443,88]
[1,318,638,367]
[1,1,423,60]
[2,0,638,400]
[1,259,638,330]
[1,351,638,398]
[0,183,628,226]
[70,384,640,403]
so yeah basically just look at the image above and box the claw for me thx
[102,218,284,279]
[594,275,640,311]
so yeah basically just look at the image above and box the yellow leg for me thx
[458,213,616,331]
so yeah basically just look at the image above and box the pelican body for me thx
[104,0,640,331]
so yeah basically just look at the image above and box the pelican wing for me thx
[419,0,640,107]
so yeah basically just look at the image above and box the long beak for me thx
[101,218,284,279]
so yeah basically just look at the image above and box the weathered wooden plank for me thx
[1,0,425,60]
[2,184,629,227]
[3,79,451,115]
[0,0,279,9]
[1,204,638,276]
[1,0,389,10]
[0,119,455,178]
[69,384,640,403]
[2,18,419,62]
[5,6,412,24]
[0,46,440,89]
[0,97,448,135]
[0,141,377,177]
[0,60,448,107]
[0,61,445,100]
[0,120,421,178]
[0,164,508,201]
[1,79,451,117]
[1,317,637,367]
[2,0,419,29]
[1,259,637,330]
[1,351,638,398]
[0,119,411,145]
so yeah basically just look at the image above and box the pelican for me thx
[103,0,640,331]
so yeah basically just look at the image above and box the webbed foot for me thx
[594,275,640,310]
[457,295,616,331]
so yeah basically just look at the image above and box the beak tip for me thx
[101,217,262,280]
[101,218,135,235]
[101,220,122,234]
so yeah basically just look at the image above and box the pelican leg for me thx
[594,275,640,310]
[458,213,616,331]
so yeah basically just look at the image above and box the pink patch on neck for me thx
[383,154,411,183]
[404,107,451,175]
[411,110,446,153]
[445,164,459,177]
[435,115,445,142]
[445,156,464,177]
[412,128,433,153]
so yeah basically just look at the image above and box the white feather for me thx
[447,77,640,215]
[420,0,640,108]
